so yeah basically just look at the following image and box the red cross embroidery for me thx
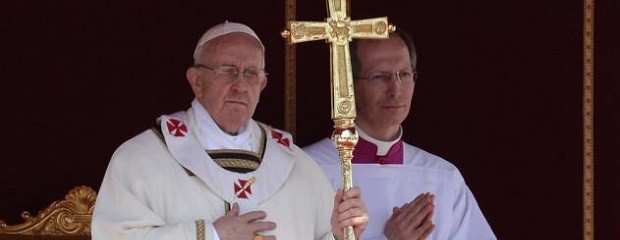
[271,130,290,148]
[234,177,255,199]
[166,118,188,137]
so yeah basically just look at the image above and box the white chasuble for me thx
[93,109,336,240]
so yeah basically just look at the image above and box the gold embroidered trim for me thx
[224,202,231,213]
[195,219,205,240]
[258,127,266,158]
[213,159,260,169]
[207,149,261,159]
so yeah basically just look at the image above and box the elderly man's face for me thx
[187,33,267,135]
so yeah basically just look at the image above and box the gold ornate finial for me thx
[0,185,97,236]
[281,30,291,39]
[388,24,396,32]
[282,0,391,239]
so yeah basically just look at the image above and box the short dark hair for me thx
[350,27,417,80]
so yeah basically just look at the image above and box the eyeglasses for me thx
[356,70,418,86]
[194,64,268,85]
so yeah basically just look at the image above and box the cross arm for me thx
[282,21,330,44]
[350,17,394,39]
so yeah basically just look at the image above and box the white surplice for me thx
[92,105,336,240]
[304,138,496,240]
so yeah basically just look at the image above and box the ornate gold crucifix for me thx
[282,1,394,239]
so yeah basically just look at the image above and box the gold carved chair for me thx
[0,186,96,240]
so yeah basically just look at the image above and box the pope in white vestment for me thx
[304,127,496,240]
[92,100,337,240]
[92,21,369,240]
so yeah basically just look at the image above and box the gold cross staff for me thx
[282,1,394,239]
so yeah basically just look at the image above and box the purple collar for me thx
[352,136,403,165]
